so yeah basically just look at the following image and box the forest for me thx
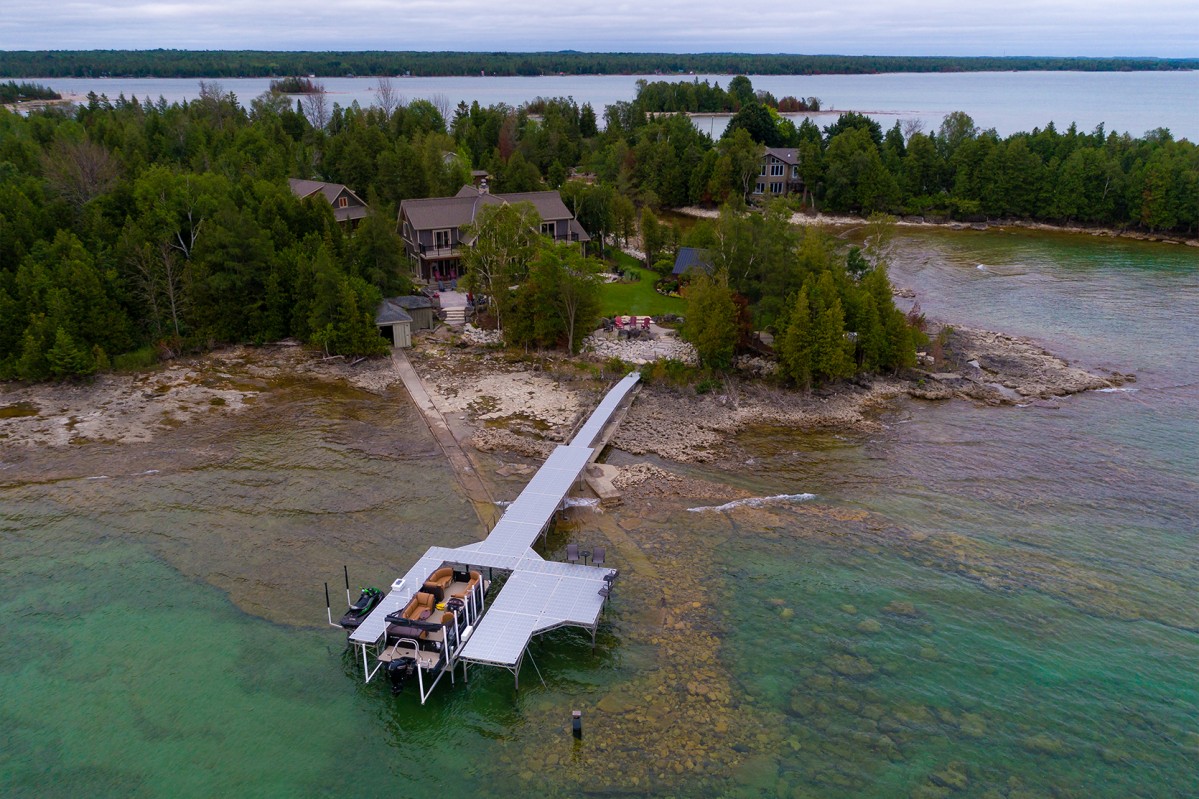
[0,75,1194,383]
[632,76,820,113]
[2,50,1198,79]
[0,81,60,104]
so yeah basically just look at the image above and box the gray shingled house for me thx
[288,178,370,229]
[398,184,590,283]
[754,148,804,198]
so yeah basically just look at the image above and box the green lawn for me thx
[598,253,685,317]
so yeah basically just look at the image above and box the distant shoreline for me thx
[674,207,1199,248]
[2,51,1196,80]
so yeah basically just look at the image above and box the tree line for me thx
[678,206,916,385]
[0,81,60,104]
[633,76,820,114]
[0,88,424,380]
[598,79,1197,235]
[3,50,1197,79]
[1,73,1192,383]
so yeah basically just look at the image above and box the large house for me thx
[398,184,590,283]
[288,178,370,228]
[754,148,804,198]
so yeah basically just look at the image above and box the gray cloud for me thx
[2,0,1195,56]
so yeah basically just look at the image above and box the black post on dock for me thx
[344,565,351,606]
[572,710,582,740]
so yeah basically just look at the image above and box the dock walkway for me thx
[347,372,642,695]
[390,350,497,525]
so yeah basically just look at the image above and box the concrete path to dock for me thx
[390,350,500,529]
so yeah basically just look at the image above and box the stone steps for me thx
[443,306,467,327]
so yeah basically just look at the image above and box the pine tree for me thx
[809,272,854,383]
[856,292,886,372]
[682,269,738,370]
[778,288,813,389]
[46,326,94,378]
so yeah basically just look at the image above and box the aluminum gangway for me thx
[344,372,640,700]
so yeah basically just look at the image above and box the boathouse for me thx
[375,299,413,348]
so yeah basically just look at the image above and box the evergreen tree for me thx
[778,288,813,388]
[682,269,738,370]
[808,271,855,383]
[46,326,95,378]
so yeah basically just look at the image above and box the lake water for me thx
[2,229,1196,796]
[18,71,1199,139]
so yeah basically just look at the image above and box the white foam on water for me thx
[85,475,109,480]
[1095,387,1139,393]
[687,493,816,513]
[138,469,160,475]
[564,497,600,509]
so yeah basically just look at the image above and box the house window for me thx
[759,164,767,176]
[754,182,765,194]
[792,165,800,178]
[338,196,349,208]
[770,182,783,194]
[540,222,556,237]
[770,163,784,176]
[434,229,452,250]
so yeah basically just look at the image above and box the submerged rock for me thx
[928,761,970,791]
[827,653,876,678]
[958,712,987,739]
[857,618,883,633]
[1021,733,1073,757]
[883,600,921,617]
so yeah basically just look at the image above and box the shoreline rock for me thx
[673,206,1199,247]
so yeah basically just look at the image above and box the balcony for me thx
[418,243,458,258]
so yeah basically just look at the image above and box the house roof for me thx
[400,185,581,233]
[672,247,714,277]
[763,148,800,165]
[288,178,370,222]
[375,299,414,325]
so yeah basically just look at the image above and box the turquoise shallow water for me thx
[2,230,1197,797]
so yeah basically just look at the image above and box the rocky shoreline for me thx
[674,206,1199,247]
[1,321,1130,469]
[0,342,400,451]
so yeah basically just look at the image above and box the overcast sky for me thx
[2,1,1195,56]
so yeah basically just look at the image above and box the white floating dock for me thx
[344,372,640,698]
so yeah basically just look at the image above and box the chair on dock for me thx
[566,543,580,564]
[591,547,606,567]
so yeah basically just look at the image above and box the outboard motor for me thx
[388,656,417,695]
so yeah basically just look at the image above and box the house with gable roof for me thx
[288,178,370,229]
[398,183,590,283]
[754,147,805,198]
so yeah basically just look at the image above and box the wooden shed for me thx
[390,295,437,331]
[375,299,413,348]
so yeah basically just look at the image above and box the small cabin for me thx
[375,299,413,348]
[389,295,436,331]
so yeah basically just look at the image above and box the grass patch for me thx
[599,254,685,318]
[112,346,158,371]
